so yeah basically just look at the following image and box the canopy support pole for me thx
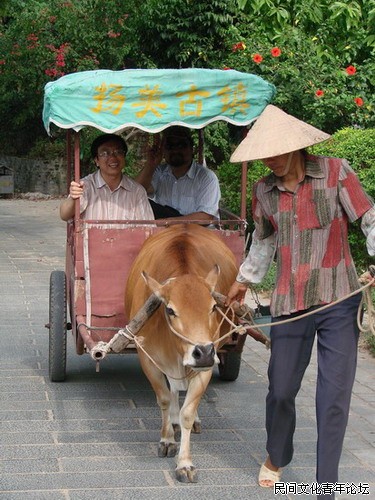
[74,132,81,226]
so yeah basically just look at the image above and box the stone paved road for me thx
[0,198,374,499]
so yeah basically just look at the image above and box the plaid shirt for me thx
[239,155,374,317]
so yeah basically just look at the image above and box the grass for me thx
[362,332,375,357]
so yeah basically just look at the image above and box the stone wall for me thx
[0,155,67,196]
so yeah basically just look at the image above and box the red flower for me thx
[253,53,263,64]
[223,66,232,70]
[345,65,356,75]
[108,31,121,38]
[315,89,324,97]
[27,33,38,41]
[354,97,364,107]
[270,47,281,57]
[232,42,246,52]
[45,68,58,77]
[0,59,5,65]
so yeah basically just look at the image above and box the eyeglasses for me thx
[165,140,190,150]
[98,149,126,158]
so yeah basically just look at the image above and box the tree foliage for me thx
[0,0,374,155]
[237,0,375,49]
[224,25,374,132]
[133,0,240,68]
[0,0,138,153]
[223,0,375,132]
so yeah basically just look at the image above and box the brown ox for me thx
[125,223,238,483]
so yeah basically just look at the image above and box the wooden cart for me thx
[43,68,275,382]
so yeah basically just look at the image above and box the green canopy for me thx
[43,68,276,134]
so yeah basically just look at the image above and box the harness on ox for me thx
[123,223,245,482]
[90,291,270,365]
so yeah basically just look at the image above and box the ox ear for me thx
[141,271,174,300]
[205,264,220,291]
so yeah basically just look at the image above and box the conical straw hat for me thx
[230,105,331,162]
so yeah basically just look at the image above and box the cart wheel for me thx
[49,270,67,382]
[218,351,242,381]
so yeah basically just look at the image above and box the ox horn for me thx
[141,271,175,300]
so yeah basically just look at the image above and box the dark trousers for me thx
[148,199,182,219]
[266,294,361,499]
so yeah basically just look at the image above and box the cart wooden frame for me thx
[43,68,276,382]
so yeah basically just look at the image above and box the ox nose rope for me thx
[358,276,375,336]
[163,305,248,347]
[85,275,374,376]
[213,305,248,345]
[163,309,197,346]
[116,305,246,381]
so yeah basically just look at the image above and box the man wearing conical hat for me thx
[226,105,375,497]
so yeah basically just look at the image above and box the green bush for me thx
[310,127,375,175]
[217,158,267,222]
[28,136,65,159]
[310,127,375,272]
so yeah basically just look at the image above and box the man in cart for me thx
[135,126,221,221]
[60,133,154,221]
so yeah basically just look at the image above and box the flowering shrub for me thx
[224,27,374,132]
[0,0,136,154]
[0,0,373,156]
[270,47,281,57]
[345,65,357,75]
[232,42,246,51]
[252,53,263,64]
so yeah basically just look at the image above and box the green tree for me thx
[237,0,375,51]
[224,26,374,132]
[0,0,10,15]
[133,0,241,68]
[0,0,138,154]
[0,0,374,155]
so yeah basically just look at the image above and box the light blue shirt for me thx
[151,161,221,218]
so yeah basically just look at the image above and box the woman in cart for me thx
[60,133,154,221]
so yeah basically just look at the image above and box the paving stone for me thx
[0,199,374,500]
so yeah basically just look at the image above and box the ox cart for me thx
[43,68,275,383]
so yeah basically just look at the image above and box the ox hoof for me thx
[172,423,181,438]
[176,466,198,483]
[192,421,201,434]
[158,441,177,458]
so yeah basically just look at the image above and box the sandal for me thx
[258,462,282,488]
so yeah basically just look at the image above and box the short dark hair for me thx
[90,133,128,158]
[162,126,193,147]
